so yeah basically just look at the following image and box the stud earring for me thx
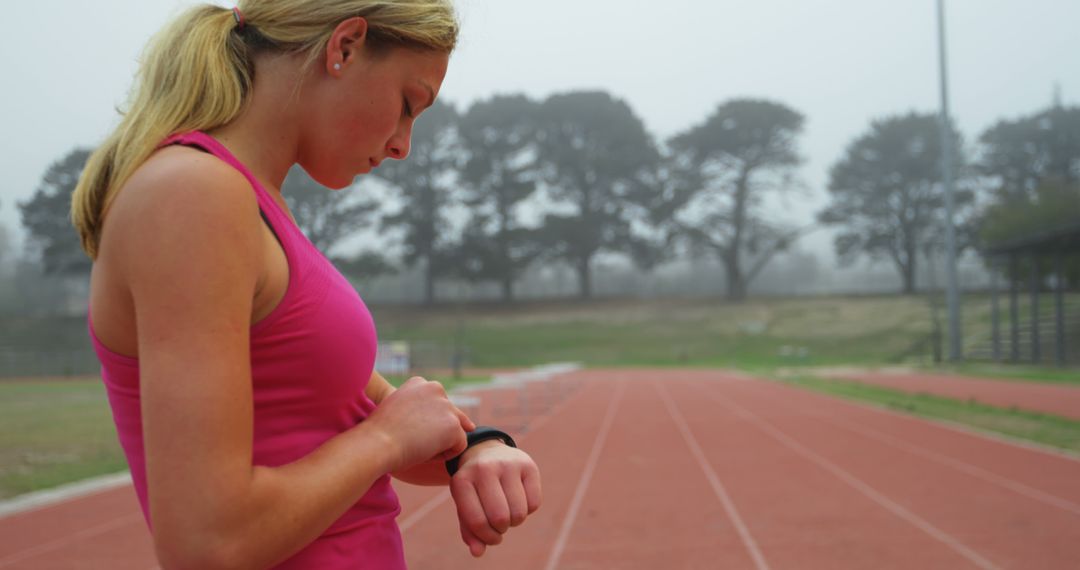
[334,63,342,71]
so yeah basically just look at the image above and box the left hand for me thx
[449,440,542,557]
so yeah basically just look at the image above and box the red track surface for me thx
[2,369,1079,569]
[826,370,1080,419]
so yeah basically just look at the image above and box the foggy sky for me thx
[1,0,1078,259]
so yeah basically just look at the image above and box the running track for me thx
[1,369,1078,569]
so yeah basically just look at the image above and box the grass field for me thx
[778,375,1080,453]
[372,293,1077,373]
[927,363,1080,385]
[0,379,127,500]
[372,294,954,369]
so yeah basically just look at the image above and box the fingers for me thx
[522,463,543,515]
[410,377,470,460]
[459,524,487,558]
[456,406,477,432]
[450,451,543,558]
[501,471,530,528]
[442,413,470,461]
[441,435,468,462]
[451,477,504,548]
[401,376,427,389]
[476,470,513,534]
[437,423,468,461]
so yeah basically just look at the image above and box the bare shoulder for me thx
[109,145,258,240]
[104,145,262,281]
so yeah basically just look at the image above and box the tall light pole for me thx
[937,0,962,361]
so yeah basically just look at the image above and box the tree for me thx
[455,94,544,301]
[978,105,1080,202]
[979,179,1080,285]
[974,104,1080,286]
[332,250,397,287]
[669,99,808,301]
[19,148,93,276]
[0,203,11,271]
[534,91,660,299]
[980,180,1080,246]
[617,152,704,275]
[375,100,460,305]
[282,165,380,256]
[819,112,971,294]
[0,215,15,314]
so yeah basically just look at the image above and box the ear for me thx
[325,16,369,76]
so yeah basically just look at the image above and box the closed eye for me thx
[403,97,414,119]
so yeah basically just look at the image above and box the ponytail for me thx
[72,5,251,258]
[72,0,458,259]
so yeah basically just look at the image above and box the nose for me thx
[386,126,412,160]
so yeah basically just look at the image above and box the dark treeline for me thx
[6,90,1079,314]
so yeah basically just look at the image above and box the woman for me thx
[71,2,541,568]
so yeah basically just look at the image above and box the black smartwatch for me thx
[445,426,517,476]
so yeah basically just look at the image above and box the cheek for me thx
[348,98,399,145]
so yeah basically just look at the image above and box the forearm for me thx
[392,457,452,486]
[371,371,453,486]
[156,421,397,570]
[392,440,505,487]
[370,370,492,487]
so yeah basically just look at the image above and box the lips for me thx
[369,158,382,169]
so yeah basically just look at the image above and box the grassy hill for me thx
[4,292,1075,378]
[371,293,1002,370]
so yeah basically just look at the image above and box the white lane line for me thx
[398,489,451,532]
[542,382,625,570]
[857,399,1080,463]
[0,472,132,519]
[741,379,1080,516]
[656,381,771,570]
[774,378,1080,463]
[812,412,1080,517]
[0,512,145,568]
[702,387,1001,570]
[398,375,592,533]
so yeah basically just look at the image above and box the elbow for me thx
[149,492,256,569]
[154,532,247,570]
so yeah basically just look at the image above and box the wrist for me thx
[458,439,504,465]
[360,420,401,474]
[445,426,516,476]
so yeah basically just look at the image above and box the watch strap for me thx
[445,426,517,476]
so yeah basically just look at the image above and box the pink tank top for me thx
[88,131,405,569]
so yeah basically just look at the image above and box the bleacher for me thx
[966,307,1080,366]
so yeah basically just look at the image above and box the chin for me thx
[340,175,362,189]
[326,177,356,190]
[297,157,357,189]
[307,169,355,190]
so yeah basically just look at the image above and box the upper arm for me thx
[114,149,263,537]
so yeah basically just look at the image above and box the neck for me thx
[209,54,307,195]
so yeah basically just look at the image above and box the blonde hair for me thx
[72,0,458,259]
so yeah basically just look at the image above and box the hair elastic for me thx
[232,7,245,30]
